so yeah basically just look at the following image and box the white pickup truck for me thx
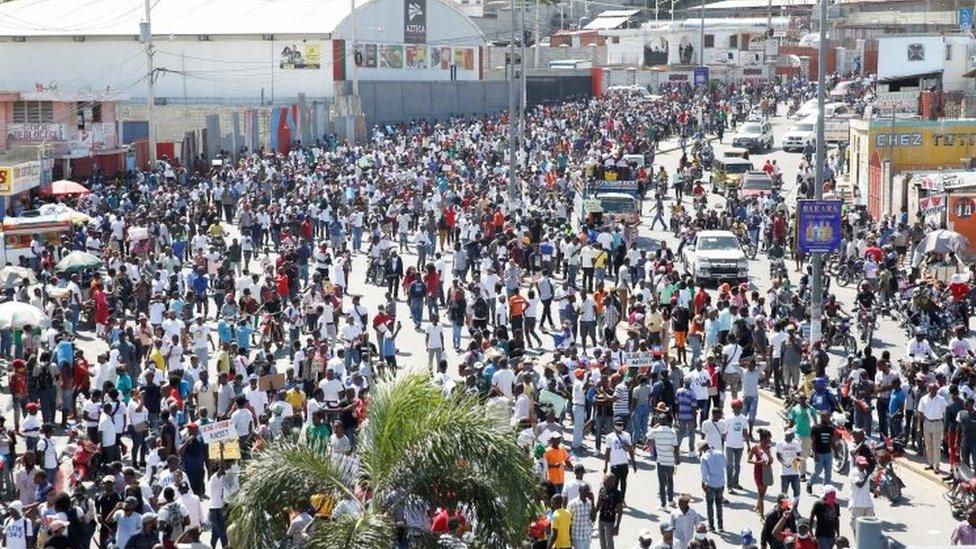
[682,230,749,285]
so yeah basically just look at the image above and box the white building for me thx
[0,0,486,104]
[603,16,788,76]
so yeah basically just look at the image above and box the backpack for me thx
[162,501,184,539]
[35,365,54,390]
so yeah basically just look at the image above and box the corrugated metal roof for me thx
[584,16,633,30]
[703,0,814,10]
[0,0,368,36]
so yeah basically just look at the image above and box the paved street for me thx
[1,111,955,548]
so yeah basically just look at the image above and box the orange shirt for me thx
[593,290,606,314]
[509,294,528,317]
[543,446,570,485]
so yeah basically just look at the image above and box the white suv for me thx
[682,230,749,285]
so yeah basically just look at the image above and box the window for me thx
[76,102,102,129]
[612,36,620,44]
[729,35,738,48]
[704,34,714,48]
[11,101,53,124]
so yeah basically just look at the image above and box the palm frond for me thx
[361,374,538,546]
[229,438,360,547]
[306,507,396,549]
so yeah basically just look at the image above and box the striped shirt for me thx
[649,426,678,466]
[675,388,697,423]
[612,382,630,417]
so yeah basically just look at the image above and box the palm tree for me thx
[228,373,539,548]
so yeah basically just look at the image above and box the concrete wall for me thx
[0,36,335,103]
[484,45,607,70]
[358,80,508,124]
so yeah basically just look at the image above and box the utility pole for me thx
[699,0,705,67]
[534,0,540,70]
[767,0,772,34]
[521,0,528,130]
[810,0,827,346]
[508,0,519,201]
[350,0,359,98]
[140,0,156,166]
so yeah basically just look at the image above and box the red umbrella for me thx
[41,180,91,196]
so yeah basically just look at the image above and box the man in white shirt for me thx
[229,397,254,445]
[721,340,744,400]
[847,455,875,533]
[906,333,936,361]
[425,315,445,371]
[725,400,750,494]
[918,383,948,473]
[243,375,269,419]
[98,402,120,465]
[767,325,788,398]
[490,362,517,398]
[775,429,803,498]
[603,417,637,498]
[2,501,32,549]
[700,408,727,452]
[571,370,588,450]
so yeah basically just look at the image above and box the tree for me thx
[228,373,539,547]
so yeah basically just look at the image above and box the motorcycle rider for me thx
[809,377,840,414]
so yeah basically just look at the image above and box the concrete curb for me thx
[756,389,947,487]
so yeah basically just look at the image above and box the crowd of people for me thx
[0,73,970,549]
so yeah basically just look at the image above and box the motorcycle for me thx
[824,317,858,355]
[832,411,853,475]
[946,464,976,519]
[870,437,906,503]
[836,259,863,287]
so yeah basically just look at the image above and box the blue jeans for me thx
[743,395,758,425]
[630,403,651,443]
[657,464,675,506]
[409,298,423,327]
[781,474,800,498]
[594,413,611,451]
[598,521,615,549]
[209,508,229,548]
[725,447,744,488]
[352,226,363,251]
[451,322,462,349]
[809,452,833,487]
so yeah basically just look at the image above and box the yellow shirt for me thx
[285,387,306,411]
[551,508,572,548]
[593,249,609,269]
[149,347,166,372]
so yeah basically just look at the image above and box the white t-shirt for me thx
[701,419,727,451]
[775,439,803,476]
[99,414,118,448]
[725,414,749,449]
[229,408,253,437]
[3,516,33,549]
[605,431,633,466]
[491,368,516,397]
[425,324,444,350]
[319,378,345,405]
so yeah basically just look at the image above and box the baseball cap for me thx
[638,528,655,541]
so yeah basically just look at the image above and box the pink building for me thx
[0,90,125,178]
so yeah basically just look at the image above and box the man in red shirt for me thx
[863,242,883,263]
[509,288,528,334]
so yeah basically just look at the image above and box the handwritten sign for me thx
[200,419,237,444]
[624,351,653,368]
[538,389,568,417]
[259,373,286,392]
[208,440,241,460]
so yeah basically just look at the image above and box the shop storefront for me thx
[848,118,976,219]
[0,158,52,218]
